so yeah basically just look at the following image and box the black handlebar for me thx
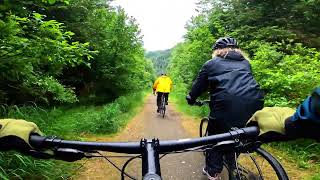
[29,126,259,180]
[30,126,259,154]
[30,135,141,154]
[160,126,258,152]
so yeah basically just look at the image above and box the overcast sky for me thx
[112,0,198,51]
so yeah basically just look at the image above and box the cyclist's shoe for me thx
[202,168,221,180]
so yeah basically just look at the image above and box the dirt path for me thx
[74,95,317,180]
[75,95,206,180]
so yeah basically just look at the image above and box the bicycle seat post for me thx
[141,139,162,180]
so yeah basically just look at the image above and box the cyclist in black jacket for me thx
[186,37,264,179]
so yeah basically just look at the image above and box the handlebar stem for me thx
[141,139,162,180]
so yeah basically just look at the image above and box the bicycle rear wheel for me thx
[160,95,166,118]
[226,148,289,180]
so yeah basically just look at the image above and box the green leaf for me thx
[48,0,56,5]
[33,13,43,20]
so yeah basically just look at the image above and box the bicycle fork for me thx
[141,139,162,180]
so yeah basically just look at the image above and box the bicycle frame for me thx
[29,127,259,180]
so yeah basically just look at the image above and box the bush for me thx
[251,42,320,106]
[0,92,146,179]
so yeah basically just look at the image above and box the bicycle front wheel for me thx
[230,147,289,180]
[199,117,209,138]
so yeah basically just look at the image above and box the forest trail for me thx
[74,95,207,180]
[74,95,315,180]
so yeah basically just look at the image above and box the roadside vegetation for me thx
[1,0,320,179]
[145,49,171,75]
[0,0,154,179]
[167,0,320,179]
[0,92,147,179]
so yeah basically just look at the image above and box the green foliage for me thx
[0,0,154,178]
[171,84,209,118]
[251,42,320,106]
[168,0,320,174]
[0,92,146,179]
[0,152,75,180]
[270,140,320,173]
[61,92,145,134]
[1,0,154,104]
[168,23,214,86]
[145,49,171,75]
[0,7,93,104]
[170,0,320,106]
[3,93,146,135]
[49,0,154,99]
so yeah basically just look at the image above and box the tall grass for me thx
[0,92,146,179]
[270,140,320,179]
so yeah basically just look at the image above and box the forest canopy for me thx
[0,0,155,105]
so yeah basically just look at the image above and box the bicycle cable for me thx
[121,155,141,180]
[87,154,140,158]
[65,159,89,179]
[98,151,138,180]
[161,143,228,155]
[96,147,206,180]
[234,151,242,180]
[84,141,245,179]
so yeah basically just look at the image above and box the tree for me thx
[0,1,93,104]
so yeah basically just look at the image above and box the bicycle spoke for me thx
[235,151,283,180]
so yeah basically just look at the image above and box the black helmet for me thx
[212,37,238,50]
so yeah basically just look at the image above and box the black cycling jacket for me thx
[189,51,264,129]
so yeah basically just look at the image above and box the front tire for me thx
[229,148,289,180]
[199,117,209,138]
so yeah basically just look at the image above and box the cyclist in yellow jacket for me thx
[153,74,173,112]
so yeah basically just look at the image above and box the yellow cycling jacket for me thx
[153,75,173,93]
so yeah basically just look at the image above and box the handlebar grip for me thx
[29,135,46,149]
[242,126,260,137]
[29,135,62,149]
[29,135,87,162]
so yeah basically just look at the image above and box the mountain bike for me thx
[21,126,288,180]
[196,100,288,180]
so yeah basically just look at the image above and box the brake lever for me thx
[194,101,204,106]
[235,141,262,153]
[27,150,54,159]
[54,148,88,162]
[28,148,91,162]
